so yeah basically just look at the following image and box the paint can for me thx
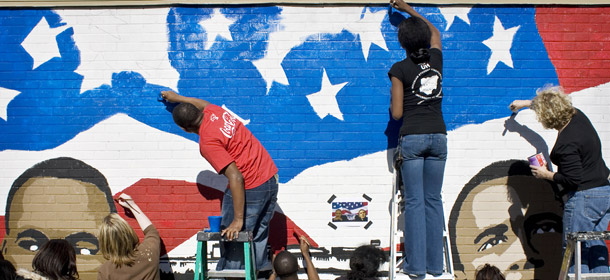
[528,153,546,167]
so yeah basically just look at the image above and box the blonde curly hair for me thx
[531,86,575,130]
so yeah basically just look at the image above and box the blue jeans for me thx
[399,133,447,276]
[563,184,610,273]
[216,175,278,271]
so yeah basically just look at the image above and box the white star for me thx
[438,6,472,31]
[251,6,371,94]
[482,16,520,75]
[21,17,68,69]
[199,9,235,50]
[306,69,347,121]
[57,8,180,94]
[0,87,21,121]
[347,8,388,61]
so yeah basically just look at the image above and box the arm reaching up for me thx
[300,236,320,280]
[116,193,152,231]
[390,0,441,50]
[161,90,211,111]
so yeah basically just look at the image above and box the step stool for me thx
[194,230,256,280]
[559,231,610,280]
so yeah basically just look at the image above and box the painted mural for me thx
[0,3,609,280]
[1,157,116,279]
[449,160,564,279]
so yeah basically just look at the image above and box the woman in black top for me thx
[388,0,446,278]
[510,86,610,274]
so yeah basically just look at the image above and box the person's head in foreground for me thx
[273,251,299,280]
[530,85,576,130]
[475,263,506,280]
[346,245,387,280]
[0,259,18,280]
[19,239,79,280]
[98,213,140,267]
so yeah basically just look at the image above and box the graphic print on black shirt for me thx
[411,62,442,105]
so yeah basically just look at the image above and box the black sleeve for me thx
[552,142,583,189]
[388,61,403,81]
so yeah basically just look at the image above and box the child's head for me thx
[475,263,506,280]
[32,239,79,280]
[273,251,299,280]
[347,245,387,280]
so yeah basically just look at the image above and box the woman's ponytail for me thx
[410,48,430,64]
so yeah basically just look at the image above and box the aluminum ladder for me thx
[389,159,454,279]
[559,231,610,280]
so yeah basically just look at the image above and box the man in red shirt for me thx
[161,90,279,271]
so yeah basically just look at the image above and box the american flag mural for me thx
[0,4,609,279]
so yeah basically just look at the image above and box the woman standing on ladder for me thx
[388,0,447,278]
[511,87,610,274]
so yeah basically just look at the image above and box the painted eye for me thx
[536,226,555,234]
[15,229,49,252]
[532,221,559,234]
[66,233,100,255]
[17,238,43,252]
[477,235,508,252]
[73,240,98,255]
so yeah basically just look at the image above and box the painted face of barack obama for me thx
[2,157,116,278]
[450,160,563,280]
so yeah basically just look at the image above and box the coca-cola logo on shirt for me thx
[219,111,237,138]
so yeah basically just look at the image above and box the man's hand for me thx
[299,235,311,256]
[221,218,243,241]
[161,90,182,103]
[298,235,320,280]
[161,90,210,111]
[269,253,278,280]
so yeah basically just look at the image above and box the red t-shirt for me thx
[199,105,278,190]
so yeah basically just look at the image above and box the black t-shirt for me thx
[551,108,610,192]
[388,48,446,136]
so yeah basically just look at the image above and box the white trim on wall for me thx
[0,0,609,7]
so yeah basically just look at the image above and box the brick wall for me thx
[0,5,609,280]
